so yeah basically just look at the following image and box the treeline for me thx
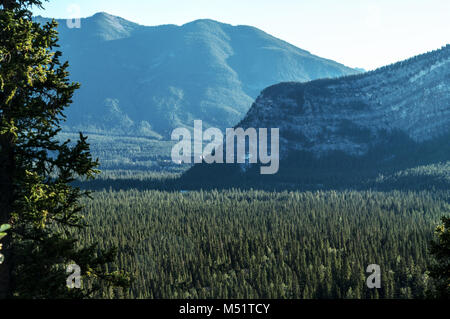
[180,131,450,191]
[58,132,188,172]
[74,161,450,192]
[78,189,449,299]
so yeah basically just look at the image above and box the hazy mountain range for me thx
[35,12,359,138]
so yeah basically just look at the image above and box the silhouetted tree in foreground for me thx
[429,216,450,299]
[0,0,130,298]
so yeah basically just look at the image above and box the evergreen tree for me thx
[0,0,129,298]
[429,216,450,299]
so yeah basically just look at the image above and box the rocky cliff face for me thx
[239,45,450,159]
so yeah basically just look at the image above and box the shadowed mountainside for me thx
[183,45,450,189]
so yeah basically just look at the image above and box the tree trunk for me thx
[0,133,15,299]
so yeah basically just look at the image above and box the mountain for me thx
[240,45,449,156]
[183,45,450,189]
[35,12,359,138]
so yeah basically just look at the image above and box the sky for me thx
[32,0,450,71]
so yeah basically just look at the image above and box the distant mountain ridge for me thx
[34,12,359,138]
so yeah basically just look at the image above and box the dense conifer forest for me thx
[78,188,449,299]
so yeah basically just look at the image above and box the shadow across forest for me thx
[75,131,450,193]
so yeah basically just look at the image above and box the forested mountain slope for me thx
[35,12,358,138]
[184,45,450,188]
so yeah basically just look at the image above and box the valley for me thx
[18,10,450,300]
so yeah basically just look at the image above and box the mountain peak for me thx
[182,19,228,26]
[92,11,114,17]
[88,11,137,25]
[81,12,141,41]
[91,11,114,18]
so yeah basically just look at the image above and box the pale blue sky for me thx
[33,0,450,70]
